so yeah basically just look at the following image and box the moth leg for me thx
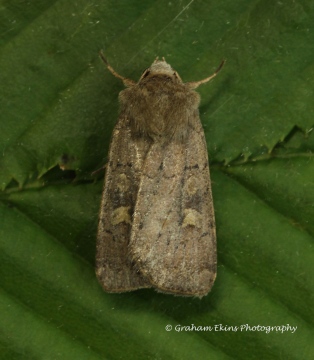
[187,59,225,89]
[99,51,136,87]
[91,163,107,177]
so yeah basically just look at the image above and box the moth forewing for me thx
[96,117,151,292]
[130,96,216,297]
[96,53,223,297]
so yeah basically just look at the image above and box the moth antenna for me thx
[99,51,136,87]
[187,59,226,89]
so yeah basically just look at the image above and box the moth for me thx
[96,53,224,297]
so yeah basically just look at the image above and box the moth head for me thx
[139,57,182,82]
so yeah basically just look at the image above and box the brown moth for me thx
[96,53,224,297]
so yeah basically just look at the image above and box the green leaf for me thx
[1,0,313,359]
